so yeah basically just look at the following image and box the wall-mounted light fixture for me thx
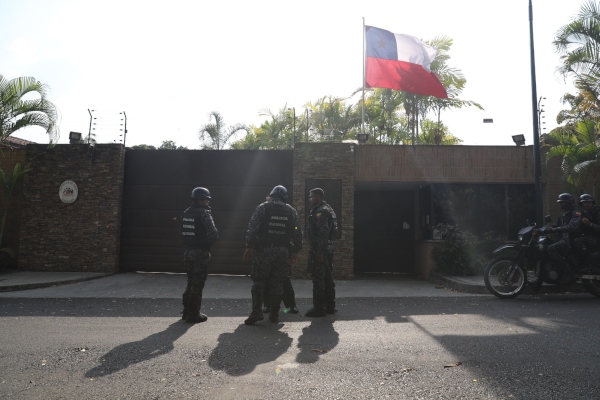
[69,131,82,144]
[357,133,369,143]
[512,134,526,146]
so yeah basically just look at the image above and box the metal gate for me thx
[119,149,293,274]
[354,190,415,274]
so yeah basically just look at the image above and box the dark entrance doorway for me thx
[120,150,293,274]
[354,191,415,274]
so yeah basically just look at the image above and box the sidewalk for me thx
[0,269,582,297]
[0,269,485,298]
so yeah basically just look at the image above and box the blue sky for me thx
[0,0,580,148]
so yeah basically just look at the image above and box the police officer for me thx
[306,188,338,317]
[243,185,302,324]
[574,194,600,255]
[531,193,581,288]
[262,192,301,315]
[181,187,219,323]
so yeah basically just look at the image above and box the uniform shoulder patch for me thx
[316,212,323,220]
[574,210,582,217]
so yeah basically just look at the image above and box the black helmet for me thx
[269,185,287,201]
[191,187,211,200]
[579,194,596,205]
[556,193,574,205]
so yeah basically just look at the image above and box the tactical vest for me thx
[181,207,210,249]
[259,202,294,246]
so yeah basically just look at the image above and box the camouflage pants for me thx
[573,235,600,252]
[308,245,336,308]
[251,246,289,296]
[547,239,570,267]
[183,248,210,295]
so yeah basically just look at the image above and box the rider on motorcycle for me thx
[529,193,582,289]
[573,194,600,266]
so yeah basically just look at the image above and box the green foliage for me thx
[432,224,510,276]
[0,74,59,144]
[158,140,188,150]
[228,35,479,149]
[419,119,463,145]
[130,144,157,150]
[199,111,248,150]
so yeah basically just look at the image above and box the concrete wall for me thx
[356,145,535,183]
[292,142,356,279]
[18,144,125,272]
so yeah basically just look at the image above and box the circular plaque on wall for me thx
[59,180,78,203]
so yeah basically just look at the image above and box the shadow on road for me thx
[85,320,192,378]
[208,323,292,376]
[296,318,339,364]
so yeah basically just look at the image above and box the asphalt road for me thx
[2,293,600,399]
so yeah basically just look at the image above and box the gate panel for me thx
[354,190,415,274]
[120,150,293,274]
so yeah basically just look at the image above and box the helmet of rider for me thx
[556,193,574,205]
[191,187,211,201]
[269,185,288,201]
[579,193,596,206]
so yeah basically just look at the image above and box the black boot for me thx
[528,277,543,292]
[325,287,336,314]
[269,293,283,323]
[245,290,264,325]
[262,286,271,313]
[186,293,208,323]
[181,291,190,320]
[282,280,299,314]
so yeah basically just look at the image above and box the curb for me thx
[429,272,489,295]
[429,271,588,296]
[0,273,113,292]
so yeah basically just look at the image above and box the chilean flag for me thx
[365,26,448,99]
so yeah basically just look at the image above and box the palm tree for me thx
[198,111,248,150]
[554,0,600,97]
[422,36,482,145]
[0,74,59,144]
[419,119,463,145]
[545,119,600,197]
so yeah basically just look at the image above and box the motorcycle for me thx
[484,215,600,299]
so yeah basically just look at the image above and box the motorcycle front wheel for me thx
[484,256,527,299]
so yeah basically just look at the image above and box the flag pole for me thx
[362,17,365,136]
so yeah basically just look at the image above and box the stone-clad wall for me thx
[18,144,125,272]
[292,143,355,279]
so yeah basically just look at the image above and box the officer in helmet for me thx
[530,193,581,289]
[243,185,302,324]
[573,194,600,258]
[180,187,218,323]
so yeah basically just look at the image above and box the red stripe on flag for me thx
[366,57,448,98]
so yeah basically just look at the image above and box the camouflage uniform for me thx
[181,204,218,321]
[245,198,302,323]
[574,205,600,252]
[547,207,581,280]
[308,201,338,313]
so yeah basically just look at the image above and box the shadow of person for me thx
[85,320,192,378]
[208,323,292,376]
[296,318,339,364]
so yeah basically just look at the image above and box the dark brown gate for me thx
[120,150,293,274]
[354,190,415,274]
